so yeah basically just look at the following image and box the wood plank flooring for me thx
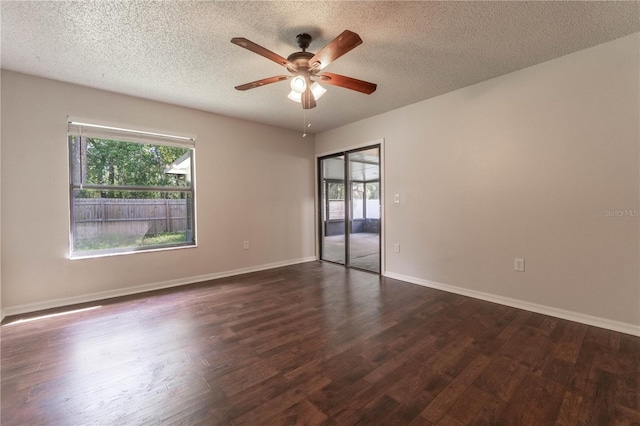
[2,261,639,425]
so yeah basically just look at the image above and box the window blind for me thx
[67,120,195,148]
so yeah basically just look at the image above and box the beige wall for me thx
[0,71,2,321]
[316,34,640,330]
[1,70,316,314]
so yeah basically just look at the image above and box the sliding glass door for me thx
[347,148,380,272]
[320,155,346,265]
[319,145,381,273]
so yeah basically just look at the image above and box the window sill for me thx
[69,243,197,260]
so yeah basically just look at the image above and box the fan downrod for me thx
[296,33,312,51]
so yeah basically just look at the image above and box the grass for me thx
[141,232,187,246]
[76,232,187,252]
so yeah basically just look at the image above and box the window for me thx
[327,182,345,220]
[351,182,364,219]
[365,182,380,219]
[68,120,196,258]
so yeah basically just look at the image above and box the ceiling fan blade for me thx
[301,86,316,109]
[317,72,377,94]
[231,37,297,72]
[234,75,290,91]
[308,30,362,71]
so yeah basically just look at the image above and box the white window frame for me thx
[67,119,197,259]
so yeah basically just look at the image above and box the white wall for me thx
[1,70,316,315]
[316,34,640,333]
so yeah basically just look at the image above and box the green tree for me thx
[73,136,189,199]
[328,182,344,200]
[365,182,379,199]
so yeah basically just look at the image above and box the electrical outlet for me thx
[394,243,400,253]
[514,258,525,272]
[243,241,249,250]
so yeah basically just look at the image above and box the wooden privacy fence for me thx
[74,198,188,241]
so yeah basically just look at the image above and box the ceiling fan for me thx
[231,30,377,109]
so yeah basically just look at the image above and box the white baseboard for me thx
[6,260,637,338]
[384,271,640,337]
[2,257,317,318]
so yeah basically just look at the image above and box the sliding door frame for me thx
[316,139,384,274]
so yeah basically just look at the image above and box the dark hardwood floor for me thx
[2,261,639,425]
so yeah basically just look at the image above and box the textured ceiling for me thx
[2,1,638,134]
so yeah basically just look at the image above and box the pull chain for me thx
[302,111,307,138]
[302,111,312,138]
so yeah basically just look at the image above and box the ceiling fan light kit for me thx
[288,81,326,103]
[231,30,377,110]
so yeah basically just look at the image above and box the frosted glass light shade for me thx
[311,82,327,100]
[287,82,326,103]
[287,90,302,102]
[290,76,306,93]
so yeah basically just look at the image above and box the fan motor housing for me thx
[287,51,314,69]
